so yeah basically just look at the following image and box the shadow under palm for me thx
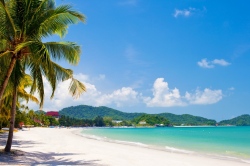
[0,132,106,166]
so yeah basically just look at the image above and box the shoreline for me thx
[78,128,250,164]
[0,127,249,165]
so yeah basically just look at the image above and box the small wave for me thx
[79,133,106,141]
[205,153,250,164]
[241,159,250,164]
[165,146,194,154]
[79,132,148,147]
[114,140,148,147]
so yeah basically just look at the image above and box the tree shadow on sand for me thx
[0,150,105,165]
[0,132,106,166]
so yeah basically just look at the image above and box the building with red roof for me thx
[46,111,60,119]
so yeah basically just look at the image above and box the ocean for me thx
[81,126,250,163]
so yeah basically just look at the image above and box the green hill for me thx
[59,105,143,120]
[59,105,217,125]
[156,113,216,126]
[219,114,250,126]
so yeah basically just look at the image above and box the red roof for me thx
[46,111,59,117]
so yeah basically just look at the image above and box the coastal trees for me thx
[0,0,86,152]
[132,114,170,126]
[219,115,250,126]
[103,117,114,126]
[59,115,94,127]
[94,116,105,127]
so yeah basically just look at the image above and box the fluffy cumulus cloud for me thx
[24,74,223,111]
[144,78,185,107]
[197,58,231,68]
[144,78,223,107]
[197,59,214,68]
[185,89,223,105]
[24,73,141,111]
[212,59,231,66]
[97,87,140,107]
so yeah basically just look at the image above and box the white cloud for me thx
[144,78,223,107]
[24,75,223,111]
[24,73,141,111]
[197,59,214,68]
[212,59,231,66]
[185,88,223,105]
[229,87,235,91]
[75,73,89,80]
[97,87,140,107]
[173,9,192,18]
[144,78,185,107]
[173,7,207,18]
[198,58,231,68]
[173,7,199,18]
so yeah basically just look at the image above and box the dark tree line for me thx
[59,115,94,127]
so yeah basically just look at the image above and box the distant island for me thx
[59,105,250,126]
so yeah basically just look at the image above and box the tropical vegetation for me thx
[0,0,85,152]
[132,114,170,126]
[59,105,218,126]
[219,114,250,126]
[60,105,143,120]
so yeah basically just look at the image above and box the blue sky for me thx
[28,0,250,121]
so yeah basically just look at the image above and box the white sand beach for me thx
[0,128,249,166]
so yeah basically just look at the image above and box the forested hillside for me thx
[156,113,216,126]
[59,105,217,125]
[59,105,143,120]
[219,114,250,126]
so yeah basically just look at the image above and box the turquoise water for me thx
[81,126,250,161]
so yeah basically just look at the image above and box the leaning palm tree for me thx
[0,0,86,152]
[0,0,85,102]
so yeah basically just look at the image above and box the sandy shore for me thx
[0,128,249,166]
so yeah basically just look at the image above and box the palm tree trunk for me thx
[4,85,17,152]
[0,57,17,102]
[0,119,2,130]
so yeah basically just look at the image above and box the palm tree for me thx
[0,0,86,152]
[0,71,39,148]
[0,0,85,102]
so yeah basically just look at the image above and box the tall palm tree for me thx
[0,0,86,152]
[0,0,85,102]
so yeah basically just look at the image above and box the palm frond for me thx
[0,50,12,58]
[37,5,85,38]
[29,63,44,108]
[18,88,39,104]
[0,0,16,38]
[68,78,86,99]
[44,41,81,65]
